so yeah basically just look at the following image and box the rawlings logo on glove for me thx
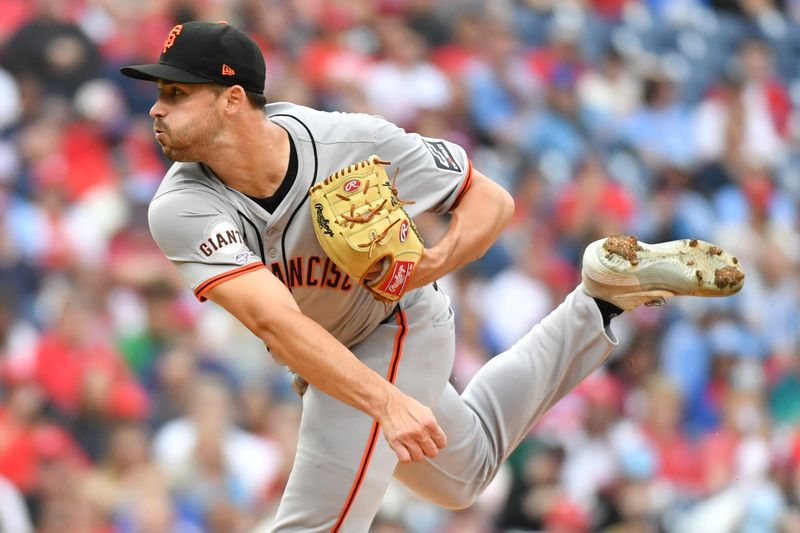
[309,155,423,302]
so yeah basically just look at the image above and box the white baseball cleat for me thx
[582,234,745,311]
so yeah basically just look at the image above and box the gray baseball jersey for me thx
[148,102,617,531]
[149,102,471,348]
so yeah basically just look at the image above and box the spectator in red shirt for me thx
[640,375,703,493]
[31,295,148,422]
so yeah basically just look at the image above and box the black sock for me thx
[594,298,624,327]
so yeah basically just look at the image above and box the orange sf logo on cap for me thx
[162,24,183,53]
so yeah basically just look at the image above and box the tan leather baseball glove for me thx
[308,155,424,302]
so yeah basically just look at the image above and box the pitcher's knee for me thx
[423,483,483,510]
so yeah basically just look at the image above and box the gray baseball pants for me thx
[270,285,616,531]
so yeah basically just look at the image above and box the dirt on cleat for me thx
[603,234,641,265]
[582,235,746,311]
[715,266,745,289]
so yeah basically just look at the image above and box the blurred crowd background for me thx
[0,0,799,531]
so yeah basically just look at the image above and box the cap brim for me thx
[120,63,213,84]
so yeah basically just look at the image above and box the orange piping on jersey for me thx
[331,309,408,532]
[450,159,474,211]
[194,263,266,302]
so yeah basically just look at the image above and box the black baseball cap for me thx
[120,21,265,94]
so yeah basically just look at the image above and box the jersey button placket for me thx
[266,227,279,258]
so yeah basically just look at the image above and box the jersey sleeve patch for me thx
[196,219,248,260]
[423,139,462,173]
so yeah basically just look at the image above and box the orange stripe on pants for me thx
[331,309,407,532]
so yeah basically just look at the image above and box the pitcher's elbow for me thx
[498,187,515,228]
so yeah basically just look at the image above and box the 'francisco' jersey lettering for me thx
[148,102,472,346]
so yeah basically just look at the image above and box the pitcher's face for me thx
[149,81,225,162]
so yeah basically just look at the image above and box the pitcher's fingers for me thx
[419,437,439,459]
[430,424,447,449]
[405,441,426,462]
[392,442,412,464]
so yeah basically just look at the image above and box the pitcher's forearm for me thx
[409,171,514,289]
[261,308,393,418]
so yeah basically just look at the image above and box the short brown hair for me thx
[246,90,267,109]
[210,83,267,110]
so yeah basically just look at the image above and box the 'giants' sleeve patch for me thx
[423,139,462,173]
[197,219,248,260]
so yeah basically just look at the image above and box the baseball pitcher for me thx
[121,21,745,531]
